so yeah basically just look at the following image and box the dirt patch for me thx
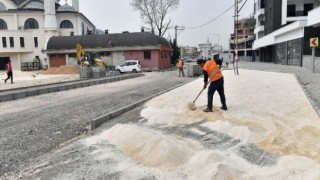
[44,65,79,74]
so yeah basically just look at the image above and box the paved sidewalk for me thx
[239,61,320,116]
[0,73,143,103]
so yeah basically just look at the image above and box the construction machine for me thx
[76,44,106,67]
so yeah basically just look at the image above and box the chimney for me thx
[105,29,108,34]
[141,27,144,32]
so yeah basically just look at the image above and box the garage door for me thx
[49,55,66,68]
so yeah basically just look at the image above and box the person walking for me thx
[196,58,227,112]
[4,60,13,84]
[178,58,185,77]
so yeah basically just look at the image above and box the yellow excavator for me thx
[76,44,106,67]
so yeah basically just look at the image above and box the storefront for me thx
[275,38,303,66]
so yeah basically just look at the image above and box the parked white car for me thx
[116,60,141,73]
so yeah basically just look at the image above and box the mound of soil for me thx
[44,65,79,74]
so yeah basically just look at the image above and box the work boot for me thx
[220,106,228,111]
[203,108,213,113]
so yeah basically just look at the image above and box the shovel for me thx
[188,88,206,111]
[193,88,205,104]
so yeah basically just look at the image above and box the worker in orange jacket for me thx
[197,58,227,112]
[4,60,13,84]
[178,58,185,77]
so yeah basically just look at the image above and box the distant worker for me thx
[178,58,185,77]
[4,60,13,84]
[196,58,227,112]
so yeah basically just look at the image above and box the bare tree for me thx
[131,0,179,36]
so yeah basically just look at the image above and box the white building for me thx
[253,0,320,71]
[0,0,95,70]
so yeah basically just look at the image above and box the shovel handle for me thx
[193,88,205,104]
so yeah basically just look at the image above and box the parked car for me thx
[116,60,141,73]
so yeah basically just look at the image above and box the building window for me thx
[144,51,151,60]
[2,37,6,48]
[0,19,7,30]
[287,5,296,17]
[20,37,24,48]
[82,22,85,35]
[60,20,74,29]
[304,3,314,16]
[34,37,38,47]
[24,18,39,29]
[9,37,14,47]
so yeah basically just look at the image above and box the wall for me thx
[67,56,77,66]
[57,13,77,36]
[303,55,320,72]
[112,51,125,66]
[124,50,159,68]
[0,53,18,70]
[287,0,317,11]
[303,26,320,57]
[283,0,319,25]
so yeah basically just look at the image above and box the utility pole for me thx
[234,0,240,75]
[174,25,185,58]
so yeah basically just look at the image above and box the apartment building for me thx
[230,17,255,61]
[253,0,320,72]
[0,0,95,70]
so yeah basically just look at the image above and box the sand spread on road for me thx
[104,69,320,179]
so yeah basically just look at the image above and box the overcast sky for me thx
[62,0,253,49]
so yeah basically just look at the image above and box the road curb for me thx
[296,75,320,117]
[0,73,144,103]
[90,78,197,130]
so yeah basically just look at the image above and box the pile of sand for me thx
[43,65,79,74]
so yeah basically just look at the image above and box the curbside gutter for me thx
[90,78,197,130]
[0,73,144,103]
[295,75,320,118]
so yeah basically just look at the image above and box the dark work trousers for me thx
[207,77,226,110]
[5,72,13,83]
[179,67,185,77]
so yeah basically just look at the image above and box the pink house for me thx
[124,45,172,69]
[46,32,173,69]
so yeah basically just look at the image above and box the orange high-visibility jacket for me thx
[178,59,183,68]
[202,60,223,82]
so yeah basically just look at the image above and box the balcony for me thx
[287,10,306,17]
[254,25,264,34]
[254,8,265,18]
[308,6,320,27]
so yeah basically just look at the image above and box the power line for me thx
[185,4,235,29]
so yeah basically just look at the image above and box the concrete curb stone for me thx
[48,86,59,93]
[58,85,67,91]
[26,89,39,97]
[90,78,195,130]
[14,92,27,100]
[38,88,49,95]
[74,83,82,89]
[66,84,75,90]
[0,94,14,102]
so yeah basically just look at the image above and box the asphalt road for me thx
[0,71,192,178]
